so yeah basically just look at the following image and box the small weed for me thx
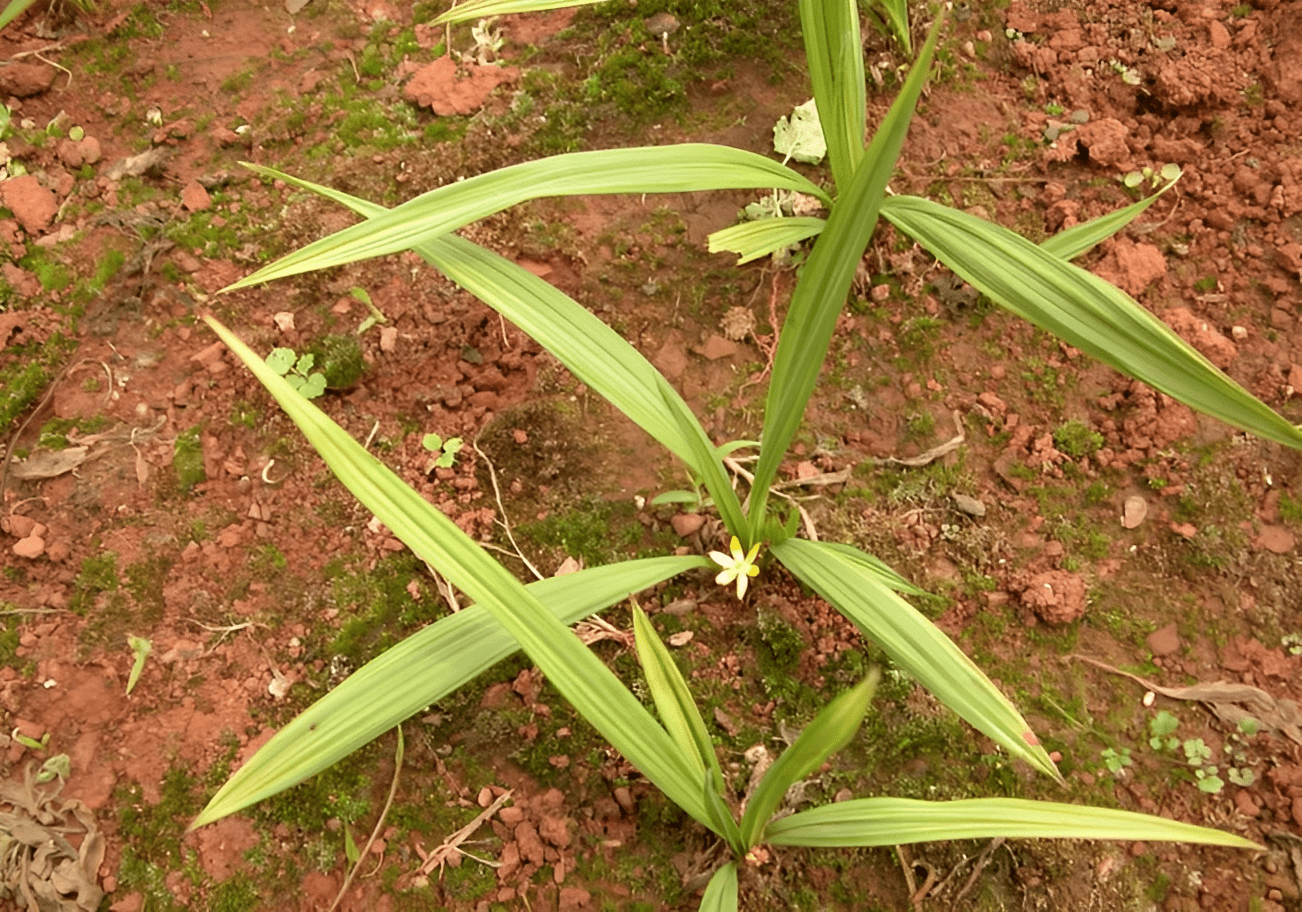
[70,552,120,616]
[266,348,326,399]
[1100,746,1132,776]
[173,426,206,492]
[421,432,464,471]
[1053,419,1103,458]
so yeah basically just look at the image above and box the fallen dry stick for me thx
[414,789,514,878]
[1068,654,1302,745]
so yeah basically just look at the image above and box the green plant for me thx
[1122,162,1181,190]
[1053,419,1103,458]
[1100,746,1132,776]
[421,432,463,470]
[192,0,1284,893]
[265,347,326,399]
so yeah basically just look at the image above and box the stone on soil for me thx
[1121,495,1147,529]
[0,62,55,97]
[0,176,58,234]
[12,536,45,559]
[670,513,705,537]
[1146,622,1180,657]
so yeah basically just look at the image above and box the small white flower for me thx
[709,536,761,600]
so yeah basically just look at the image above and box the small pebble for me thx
[953,493,986,517]
[1122,495,1147,529]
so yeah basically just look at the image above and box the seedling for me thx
[422,433,463,471]
[350,286,387,335]
[36,753,70,784]
[1282,633,1302,656]
[126,635,152,695]
[266,348,327,399]
[12,728,49,751]
[1122,162,1181,190]
[1109,59,1142,86]
[1101,746,1133,776]
[1148,710,1180,751]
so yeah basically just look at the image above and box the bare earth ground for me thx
[1,0,1302,909]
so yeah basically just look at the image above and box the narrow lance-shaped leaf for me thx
[748,18,942,539]
[698,862,739,912]
[1041,175,1180,261]
[764,797,1262,850]
[203,317,717,831]
[741,672,878,848]
[797,0,864,192]
[708,163,1179,268]
[708,217,827,265]
[244,164,745,530]
[655,373,748,540]
[881,196,1302,450]
[632,606,725,792]
[227,147,828,290]
[435,0,608,25]
[194,556,703,827]
[773,538,1060,779]
[702,772,745,857]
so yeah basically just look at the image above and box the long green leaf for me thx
[814,541,929,596]
[227,147,827,290]
[632,606,724,792]
[881,196,1302,450]
[1041,175,1179,261]
[702,772,744,856]
[740,673,877,848]
[764,797,1261,849]
[195,556,702,827]
[203,317,716,831]
[698,862,738,912]
[655,374,747,539]
[0,0,36,31]
[242,164,746,535]
[435,0,607,25]
[773,538,1060,779]
[797,0,864,192]
[707,217,826,264]
[747,19,941,539]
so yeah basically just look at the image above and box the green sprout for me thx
[421,433,463,471]
[266,348,327,399]
[1148,710,1180,751]
[126,635,152,695]
[351,286,388,335]
[1101,746,1132,776]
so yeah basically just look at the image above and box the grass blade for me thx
[741,673,877,848]
[797,0,864,192]
[194,556,702,827]
[244,165,746,531]
[773,538,1060,779]
[227,148,827,291]
[1041,175,1179,260]
[747,18,941,538]
[764,797,1262,849]
[707,217,826,264]
[0,0,36,31]
[702,772,744,856]
[881,196,1302,450]
[632,606,725,791]
[698,861,738,912]
[203,317,715,830]
[435,0,608,25]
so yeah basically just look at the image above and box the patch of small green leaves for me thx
[1053,419,1103,458]
[266,348,327,399]
[421,432,463,470]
